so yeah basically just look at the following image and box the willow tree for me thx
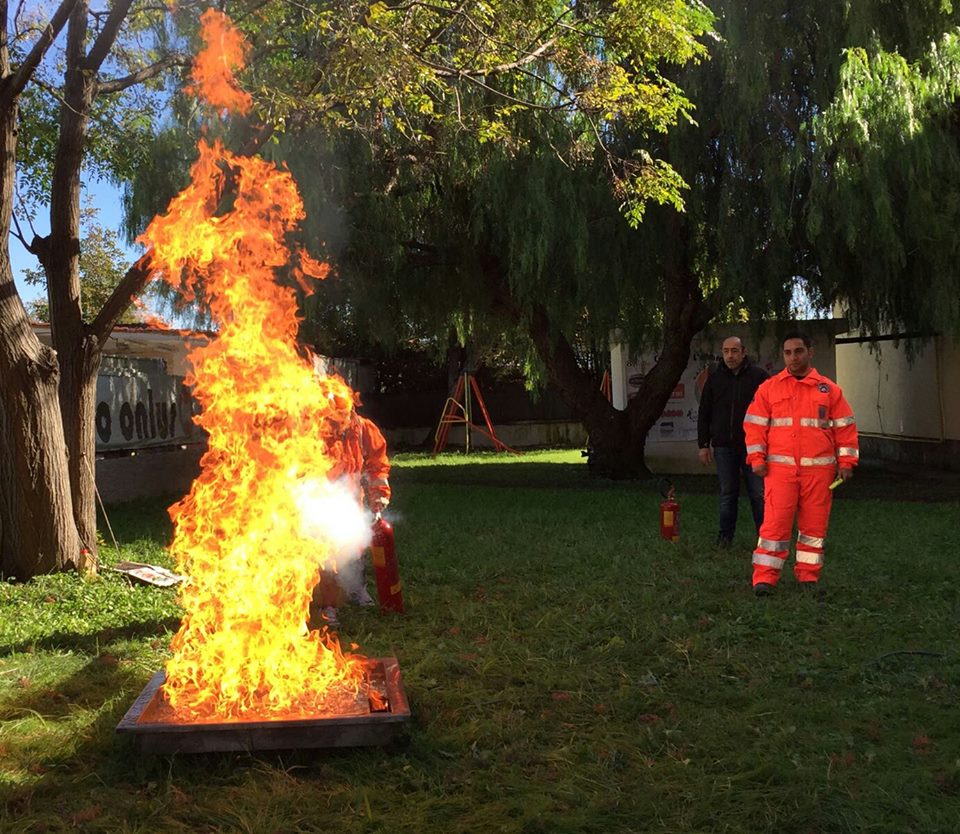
[270,0,960,475]
[808,31,960,340]
[650,1,960,333]
[574,0,960,471]
[119,1,717,476]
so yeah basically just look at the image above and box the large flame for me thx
[139,11,372,720]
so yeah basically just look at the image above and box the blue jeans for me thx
[714,446,764,540]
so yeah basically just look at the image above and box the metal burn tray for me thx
[116,657,410,754]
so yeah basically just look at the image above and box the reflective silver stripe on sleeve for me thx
[798,533,825,548]
[744,414,769,426]
[837,447,859,459]
[796,550,824,565]
[753,553,786,568]
[800,456,836,466]
[767,454,796,465]
[799,417,823,427]
[770,417,793,427]
[757,537,791,552]
[746,444,766,454]
[832,416,856,428]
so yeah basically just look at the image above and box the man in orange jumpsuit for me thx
[313,383,392,625]
[743,331,858,596]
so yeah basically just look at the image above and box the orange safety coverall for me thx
[325,412,392,510]
[743,368,858,586]
[314,412,391,611]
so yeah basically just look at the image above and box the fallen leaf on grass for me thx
[912,734,933,753]
[638,713,660,724]
[550,691,571,701]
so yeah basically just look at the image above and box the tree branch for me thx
[84,0,135,73]
[96,54,188,94]
[10,213,33,252]
[2,0,81,105]
[89,251,153,343]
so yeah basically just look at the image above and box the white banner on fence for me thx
[95,357,198,452]
[624,353,712,442]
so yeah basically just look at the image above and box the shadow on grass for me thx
[394,460,719,494]
[0,653,148,816]
[0,616,182,659]
[395,456,960,501]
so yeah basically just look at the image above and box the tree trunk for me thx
[56,340,101,557]
[44,0,102,563]
[0,95,80,577]
[479,218,715,478]
[621,211,715,467]
[0,315,82,578]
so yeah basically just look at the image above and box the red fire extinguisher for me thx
[371,516,405,613]
[659,480,680,542]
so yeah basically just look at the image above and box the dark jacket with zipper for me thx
[697,358,769,450]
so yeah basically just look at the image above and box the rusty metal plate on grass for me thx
[116,657,410,754]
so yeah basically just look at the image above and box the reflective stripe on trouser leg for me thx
[793,468,834,583]
[752,468,799,587]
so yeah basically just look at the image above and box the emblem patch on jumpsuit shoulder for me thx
[818,383,830,393]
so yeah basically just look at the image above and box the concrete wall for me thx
[835,334,960,471]
[385,420,588,451]
[96,444,205,505]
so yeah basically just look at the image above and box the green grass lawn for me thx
[2,450,959,833]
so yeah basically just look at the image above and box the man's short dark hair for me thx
[782,330,812,348]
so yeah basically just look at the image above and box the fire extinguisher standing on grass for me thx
[371,515,405,613]
[659,480,680,542]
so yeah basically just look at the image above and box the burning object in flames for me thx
[116,10,408,753]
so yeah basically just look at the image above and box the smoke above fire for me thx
[139,9,373,719]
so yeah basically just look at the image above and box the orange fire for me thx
[186,9,253,116]
[139,10,371,720]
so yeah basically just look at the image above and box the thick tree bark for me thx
[0,90,80,577]
[0,308,81,578]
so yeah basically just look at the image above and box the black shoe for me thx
[798,581,822,596]
[716,535,733,549]
[753,583,775,597]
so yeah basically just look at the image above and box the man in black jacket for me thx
[697,337,769,547]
